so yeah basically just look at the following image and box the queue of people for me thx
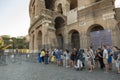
[37,45,120,74]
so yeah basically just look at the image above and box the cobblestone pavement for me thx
[0,57,120,80]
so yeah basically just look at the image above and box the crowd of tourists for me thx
[37,45,120,74]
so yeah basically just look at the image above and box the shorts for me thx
[103,59,108,64]
[116,61,120,68]
[108,56,112,64]
[57,57,61,61]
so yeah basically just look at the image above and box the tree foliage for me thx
[1,35,29,49]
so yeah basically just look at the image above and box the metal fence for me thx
[0,52,39,66]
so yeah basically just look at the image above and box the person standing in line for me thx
[38,51,41,63]
[44,50,49,64]
[102,45,109,73]
[75,48,85,71]
[73,48,78,67]
[107,45,113,70]
[112,46,120,74]
[87,47,95,72]
[98,48,105,69]
[41,49,45,64]
[65,49,70,68]
[94,50,99,68]
[70,50,75,68]
[56,48,61,66]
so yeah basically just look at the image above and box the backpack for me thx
[113,51,119,60]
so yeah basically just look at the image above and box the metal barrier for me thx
[0,52,39,65]
[0,52,7,65]
[27,53,38,63]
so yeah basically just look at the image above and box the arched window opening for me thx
[44,0,54,11]
[70,0,78,10]
[55,17,65,29]
[57,4,63,14]
[71,31,80,49]
[90,25,104,32]
[88,24,112,49]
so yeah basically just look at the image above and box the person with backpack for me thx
[102,45,109,73]
[56,48,61,66]
[107,45,113,70]
[75,48,85,71]
[112,46,120,74]
[87,47,95,72]
[41,49,45,64]
[98,48,105,69]
[44,50,49,64]
[38,51,42,63]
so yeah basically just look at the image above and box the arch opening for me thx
[57,4,63,14]
[88,24,112,49]
[44,0,54,11]
[90,25,104,32]
[70,0,78,10]
[55,17,65,29]
[69,30,80,49]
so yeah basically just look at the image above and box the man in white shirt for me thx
[102,45,109,73]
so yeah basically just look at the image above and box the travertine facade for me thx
[29,0,120,53]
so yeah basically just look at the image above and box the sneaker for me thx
[89,70,93,72]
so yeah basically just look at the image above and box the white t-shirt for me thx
[103,49,108,59]
[90,49,95,58]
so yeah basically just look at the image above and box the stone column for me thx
[80,32,83,48]
[42,22,48,49]
[34,30,38,53]
[111,28,117,47]
[64,29,69,49]
[29,33,35,53]
[29,34,33,53]
[111,28,120,47]
[80,32,88,49]
[47,23,57,49]
[42,20,55,49]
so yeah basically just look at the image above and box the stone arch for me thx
[95,0,101,2]
[57,3,63,14]
[56,34,64,49]
[37,31,42,50]
[53,14,66,23]
[44,0,55,11]
[87,24,112,49]
[68,29,80,49]
[69,0,78,10]
[54,17,65,29]
[87,24,104,34]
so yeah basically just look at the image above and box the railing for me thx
[0,51,39,66]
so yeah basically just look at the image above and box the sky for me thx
[0,0,30,37]
[0,0,120,37]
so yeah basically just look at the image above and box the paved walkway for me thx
[0,60,120,80]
